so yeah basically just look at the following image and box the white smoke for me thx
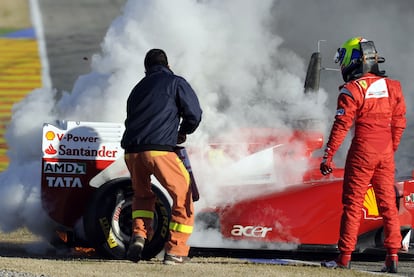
[0,0,326,248]
[7,0,413,251]
[273,0,414,174]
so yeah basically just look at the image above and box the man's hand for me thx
[177,132,187,144]
[320,150,333,176]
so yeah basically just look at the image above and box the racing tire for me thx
[83,177,171,260]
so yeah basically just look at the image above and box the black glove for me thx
[320,149,333,176]
[177,132,187,144]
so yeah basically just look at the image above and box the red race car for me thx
[40,51,414,259]
[193,127,414,254]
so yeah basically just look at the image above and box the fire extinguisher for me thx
[174,146,200,202]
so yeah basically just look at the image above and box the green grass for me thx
[0,28,18,36]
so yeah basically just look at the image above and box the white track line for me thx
[28,0,51,89]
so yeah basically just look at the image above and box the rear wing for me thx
[41,121,125,226]
[42,120,125,187]
[303,40,340,94]
[304,52,321,93]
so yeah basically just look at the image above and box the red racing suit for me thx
[325,73,406,253]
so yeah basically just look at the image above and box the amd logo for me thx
[230,224,272,238]
[44,162,86,174]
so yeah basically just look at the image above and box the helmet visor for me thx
[334,48,345,64]
[334,47,362,66]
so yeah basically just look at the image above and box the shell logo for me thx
[362,186,382,220]
[45,131,56,141]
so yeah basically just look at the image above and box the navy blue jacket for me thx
[121,65,202,152]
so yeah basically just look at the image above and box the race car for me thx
[194,138,414,253]
[40,51,414,260]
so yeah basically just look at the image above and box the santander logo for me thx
[42,127,119,159]
[45,144,57,155]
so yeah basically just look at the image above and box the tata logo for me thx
[231,225,272,238]
[45,176,83,188]
[44,162,86,174]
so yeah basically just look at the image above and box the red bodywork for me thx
[41,158,113,227]
[40,121,414,253]
[197,127,414,250]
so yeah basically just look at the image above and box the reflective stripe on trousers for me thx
[125,151,194,256]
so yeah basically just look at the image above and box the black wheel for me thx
[83,177,171,260]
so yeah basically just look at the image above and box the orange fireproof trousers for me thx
[125,151,194,256]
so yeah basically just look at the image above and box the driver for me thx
[320,37,406,273]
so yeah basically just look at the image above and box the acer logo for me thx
[231,224,272,238]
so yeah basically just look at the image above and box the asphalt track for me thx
[37,1,414,276]
[40,0,126,92]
